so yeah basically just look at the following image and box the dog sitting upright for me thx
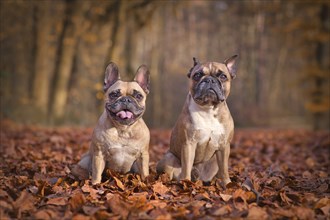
[72,62,150,184]
[157,55,238,185]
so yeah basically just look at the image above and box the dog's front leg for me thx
[92,151,105,185]
[180,143,196,180]
[139,150,149,180]
[215,144,231,185]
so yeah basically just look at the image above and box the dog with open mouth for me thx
[71,62,150,184]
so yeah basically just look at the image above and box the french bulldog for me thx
[156,55,238,185]
[71,62,150,184]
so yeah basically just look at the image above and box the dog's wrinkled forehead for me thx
[108,81,146,96]
[194,62,229,75]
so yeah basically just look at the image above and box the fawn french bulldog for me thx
[72,62,150,184]
[157,55,238,185]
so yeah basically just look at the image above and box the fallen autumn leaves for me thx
[0,121,329,219]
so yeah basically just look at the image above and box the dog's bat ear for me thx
[187,57,200,78]
[224,55,238,79]
[104,62,120,92]
[134,65,150,94]
[193,57,199,66]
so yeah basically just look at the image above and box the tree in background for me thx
[0,0,329,129]
[293,3,330,130]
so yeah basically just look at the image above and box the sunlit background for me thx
[1,0,329,129]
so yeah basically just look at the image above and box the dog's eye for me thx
[193,72,204,81]
[109,91,120,99]
[135,93,143,100]
[133,90,144,101]
[219,73,228,81]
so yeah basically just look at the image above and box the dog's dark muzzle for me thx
[193,76,225,105]
[105,96,145,125]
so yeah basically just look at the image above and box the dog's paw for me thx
[191,167,200,182]
[91,178,101,185]
[222,178,231,187]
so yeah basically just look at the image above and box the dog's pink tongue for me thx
[116,111,133,119]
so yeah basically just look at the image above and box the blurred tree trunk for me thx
[50,1,90,122]
[107,1,131,78]
[0,2,34,116]
[32,1,64,115]
[312,4,329,130]
[150,9,163,127]
[107,0,157,78]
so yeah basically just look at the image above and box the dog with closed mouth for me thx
[157,55,238,185]
[71,62,150,184]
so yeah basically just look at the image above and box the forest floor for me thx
[0,120,329,220]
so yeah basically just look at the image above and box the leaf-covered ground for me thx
[0,120,329,219]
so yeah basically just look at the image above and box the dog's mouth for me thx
[107,109,142,125]
[106,100,144,125]
[115,110,134,119]
[193,78,226,106]
[194,88,225,106]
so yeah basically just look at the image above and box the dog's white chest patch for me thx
[189,100,225,145]
[100,129,140,173]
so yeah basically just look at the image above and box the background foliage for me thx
[0,0,329,129]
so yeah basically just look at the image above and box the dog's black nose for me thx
[204,77,216,84]
[121,97,131,103]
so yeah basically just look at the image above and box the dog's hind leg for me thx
[71,152,91,180]
[156,151,181,180]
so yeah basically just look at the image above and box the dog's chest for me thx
[189,102,225,148]
[100,129,141,172]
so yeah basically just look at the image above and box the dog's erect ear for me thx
[134,65,150,94]
[104,62,120,92]
[187,57,200,78]
[224,55,238,79]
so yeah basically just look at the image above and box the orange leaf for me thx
[220,193,232,202]
[152,181,169,195]
[113,176,125,191]
[46,197,68,206]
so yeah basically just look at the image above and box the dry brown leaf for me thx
[314,197,330,209]
[279,191,293,205]
[82,205,101,216]
[152,181,169,195]
[320,205,330,216]
[246,205,268,219]
[81,184,100,200]
[72,214,91,220]
[220,193,232,202]
[149,208,171,220]
[113,176,125,191]
[293,206,315,220]
[46,197,68,206]
[305,157,315,168]
[212,205,232,216]
[149,200,167,209]
[13,191,36,218]
[0,200,13,211]
[33,209,58,220]
[314,197,330,215]
[69,192,86,211]
[106,193,130,219]
[271,207,295,218]
[233,188,248,203]
[194,192,212,201]
[316,183,328,193]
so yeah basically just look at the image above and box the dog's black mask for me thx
[106,96,145,125]
[193,75,225,106]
